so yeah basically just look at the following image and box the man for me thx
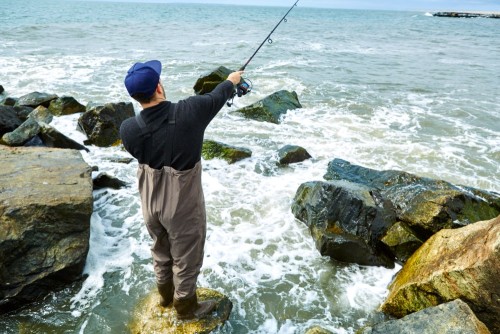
[120,60,242,320]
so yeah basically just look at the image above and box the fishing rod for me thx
[227,0,300,106]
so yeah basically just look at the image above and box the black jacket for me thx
[120,80,234,170]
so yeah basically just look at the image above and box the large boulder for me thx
[28,105,53,124]
[380,215,500,333]
[202,139,252,164]
[129,287,232,333]
[292,181,396,267]
[0,147,93,313]
[361,299,490,334]
[0,105,23,137]
[193,66,233,95]
[78,102,134,147]
[380,221,423,263]
[48,96,86,116]
[235,90,302,124]
[15,92,58,108]
[324,159,500,239]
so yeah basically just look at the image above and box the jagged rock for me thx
[93,172,127,190]
[78,102,134,147]
[49,96,86,116]
[0,105,23,137]
[0,85,4,94]
[381,215,500,333]
[0,147,93,313]
[306,326,334,334]
[324,159,500,239]
[38,122,89,152]
[0,118,40,146]
[381,221,423,263]
[193,66,233,95]
[235,90,302,124]
[292,181,396,267]
[15,92,58,108]
[1,97,18,106]
[202,139,252,164]
[277,145,311,165]
[361,299,490,334]
[130,287,232,333]
[28,105,53,124]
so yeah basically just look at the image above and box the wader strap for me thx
[164,103,177,166]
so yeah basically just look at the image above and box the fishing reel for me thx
[227,78,252,107]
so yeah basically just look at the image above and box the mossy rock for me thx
[15,92,58,108]
[193,66,233,95]
[129,288,232,334]
[236,90,302,124]
[305,326,334,334]
[202,139,252,164]
[49,96,86,116]
[381,221,423,263]
[277,145,311,165]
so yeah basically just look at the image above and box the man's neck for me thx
[140,98,166,109]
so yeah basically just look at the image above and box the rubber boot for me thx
[173,294,217,320]
[157,281,174,307]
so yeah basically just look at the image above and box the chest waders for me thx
[135,104,207,302]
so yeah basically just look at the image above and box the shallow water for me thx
[1,0,499,333]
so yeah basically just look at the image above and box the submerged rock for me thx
[235,90,302,124]
[193,66,233,95]
[93,172,127,190]
[306,326,334,334]
[381,215,500,333]
[49,96,86,116]
[78,102,134,147]
[15,92,58,108]
[202,139,252,164]
[277,145,311,165]
[361,299,490,334]
[130,287,232,334]
[292,180,396,267]
[0,147,93,313]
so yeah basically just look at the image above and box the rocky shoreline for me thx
[1,71,500,333]
[433,11,500,18]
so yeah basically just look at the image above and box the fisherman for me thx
[120,60,243,320]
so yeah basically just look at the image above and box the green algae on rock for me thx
[235,90,302,124]
[202,139,252,164]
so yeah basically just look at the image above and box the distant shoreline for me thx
[433,11,500,18]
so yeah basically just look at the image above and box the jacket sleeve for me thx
[181,80,235,127]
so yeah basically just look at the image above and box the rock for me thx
[1,97,18,106]
[48,96,86,116]
[291,181,396,267]
[0,147,93,313]
[380,215,500,333]
[0,118,40,146]
[38,122,89,151]
[361,299,490,334]
[15,92,58,108]
[78,102,134,147]
[13,106,34,121]
[235,90,302,124]
[0,85,4,94]
[433,11,500,19]
[324,159,500,239]
[306,326,334,334]
[93,172,127,190]
[277,145,311,165]
[130,287,232,333]
[0,105,23,137]
[202,139,252,164]
[28,105,53,124]
[193,66,233,95]
[381,221,423,263]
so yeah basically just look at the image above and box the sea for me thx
[1,0,499,333]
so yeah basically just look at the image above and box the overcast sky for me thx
[94,0,500,11]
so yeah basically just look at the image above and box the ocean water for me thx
[1,0,499,333]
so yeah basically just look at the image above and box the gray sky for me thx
[96,0,500,11]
